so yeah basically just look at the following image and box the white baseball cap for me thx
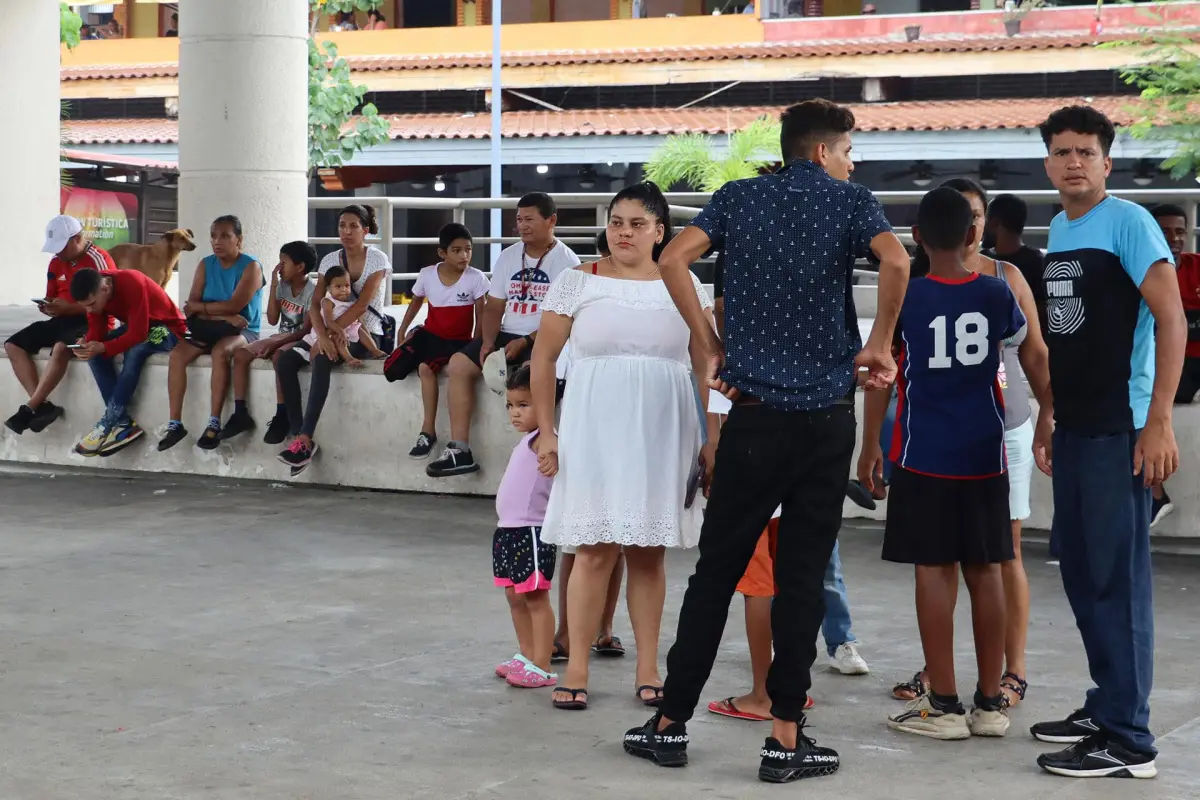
[42,215,84,254]
[483,349,509,396]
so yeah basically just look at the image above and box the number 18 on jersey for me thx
[890,274,1026,479]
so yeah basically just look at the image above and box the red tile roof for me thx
[62,97,1136,145]
[59,29,1174,81]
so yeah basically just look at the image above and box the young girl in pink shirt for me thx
[492,365,558,688]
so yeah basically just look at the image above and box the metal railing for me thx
[308,189,1200,281]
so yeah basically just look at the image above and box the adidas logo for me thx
[456,291,472,302]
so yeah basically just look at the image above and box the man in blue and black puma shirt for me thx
[1030,106,1187,781]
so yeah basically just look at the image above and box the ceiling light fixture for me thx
[1132,159,1156,187]
[434,175,446,192]
[536,164,550,175]
[911,161,935,187]
[578,166,598,190]
[978,160,999,188]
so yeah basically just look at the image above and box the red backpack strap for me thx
[591,260,599,275]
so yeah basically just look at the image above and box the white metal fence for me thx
[308,189,1200,281]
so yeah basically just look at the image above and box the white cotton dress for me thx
[540,268,712,550]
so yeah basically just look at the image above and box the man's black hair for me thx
[986,193,1029,236]
[595,230,611,257]
[917,187,974,252]
[438,222,473,250]
[1151,203,1188,221]
[506,364,532,392]
[1038,105,1116,157]
[70,267,104,301]
[518,192,556,220]
[279,240,317,273]
[779,99,856,164]
[323,264,348,283]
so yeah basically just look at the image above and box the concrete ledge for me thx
[0,352,520,495]
[2,352,1197,537]
[843,393,1200,539]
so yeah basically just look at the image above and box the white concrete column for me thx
[0,3,60,304]
[177,0,309,293]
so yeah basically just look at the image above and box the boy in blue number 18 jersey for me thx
[859,187,1025,741]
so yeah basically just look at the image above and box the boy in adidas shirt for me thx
[858,187,1024,741]
[389,223,490,458]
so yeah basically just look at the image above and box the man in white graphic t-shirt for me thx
[428,192,581,477]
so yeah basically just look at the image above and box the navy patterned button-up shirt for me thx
[692,160,891,411]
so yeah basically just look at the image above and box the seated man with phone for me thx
[4,215,115,435]
[67,267,187,456]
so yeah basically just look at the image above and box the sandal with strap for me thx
[550,641,569,663]
[592,635,626,657]
[552,687,588,710]
[1000,672,1028,708]
[892,667,929,701]
[637,684,664,707]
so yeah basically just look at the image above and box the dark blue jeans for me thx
[1051,428,1155,755]
[89,325,178,429]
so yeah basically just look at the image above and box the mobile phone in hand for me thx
[32,298,48,305]
[67,343,86,350]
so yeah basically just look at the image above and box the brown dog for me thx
[109,229,197,288]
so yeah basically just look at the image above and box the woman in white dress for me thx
[530,183,720,710]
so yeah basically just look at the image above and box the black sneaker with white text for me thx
[1037,734,1157,779]
[623,713,688,768]
[758,722,840,783]
[1030,709,1101,743]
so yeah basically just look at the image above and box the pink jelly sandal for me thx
[495,654,529,678]
[507,665,558,688]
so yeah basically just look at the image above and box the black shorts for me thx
[492,526,557,593]
[457,331,531,369]
[5,316,89,354]
[383,327,468,382]
[882,467,1013,566]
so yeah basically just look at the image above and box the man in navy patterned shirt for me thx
[622,99,910,782]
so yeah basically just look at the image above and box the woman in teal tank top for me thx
[161,214,265,452]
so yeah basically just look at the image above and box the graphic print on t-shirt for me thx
[1044,258,1085,335]
[1042,197,1172,434]
[277,279,315,335]
[890,273,1024,478]
[490,242,581,336]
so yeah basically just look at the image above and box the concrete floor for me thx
[1,470,1198,800]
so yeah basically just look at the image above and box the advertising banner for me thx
[60,186,138,249]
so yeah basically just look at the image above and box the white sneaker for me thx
[828,643,870,675]
[888,695,970,740]
[968,706,1011,737]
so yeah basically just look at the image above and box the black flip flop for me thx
[551,641,569,663]
[637,684,664,707]
[552,688,588,710]
[592,635,626,657]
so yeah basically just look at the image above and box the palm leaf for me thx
[643,133,716,189]
[725,117,782,167]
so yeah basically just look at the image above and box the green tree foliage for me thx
[1104,5,1200,179]
[60,2,82,49]
[60,3,83,187]
[643,117,782,192]
[307,0,390,173]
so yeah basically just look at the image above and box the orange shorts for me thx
[735,519,778,598]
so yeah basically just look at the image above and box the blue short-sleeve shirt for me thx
[1043,196,1173,433]
[690,160,892,411]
